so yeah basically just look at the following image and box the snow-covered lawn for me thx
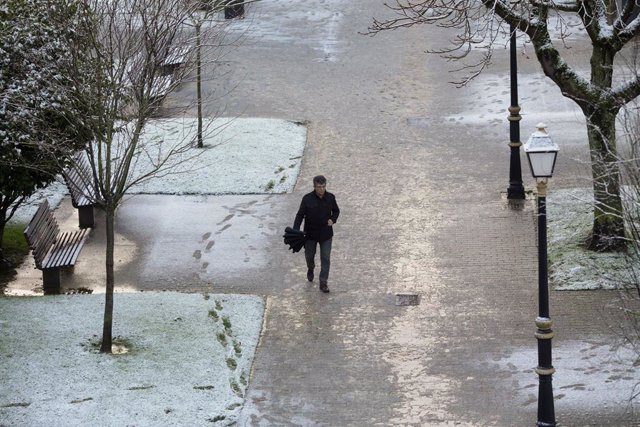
[129,117,306,195]
[0,293,264,426]
[548,187,639,290]
[9,117,306,224]
[2,117,304,425]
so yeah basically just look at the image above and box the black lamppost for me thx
[524,123,559,427]
[508,23,526,201]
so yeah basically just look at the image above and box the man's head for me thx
[313,175,327,198]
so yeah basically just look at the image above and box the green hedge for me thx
[1,223,29,283]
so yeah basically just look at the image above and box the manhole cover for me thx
[406,117,432,127]
[395,294,420,306]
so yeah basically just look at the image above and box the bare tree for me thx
[72,0,218,353]
[187,1,228,147]
[185,0,253,147]
[369,0,640,252]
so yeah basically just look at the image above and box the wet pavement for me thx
[8,0,639,425]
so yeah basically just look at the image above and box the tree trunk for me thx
[100,205,116,353]
[534,34,627,251]
[196,22,203,149]
[584,106,626,251]
[584,43,626,251]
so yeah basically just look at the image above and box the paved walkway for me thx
[9,1,638,425]
[212,2,637,426]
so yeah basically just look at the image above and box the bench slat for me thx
[24,202,46,240]
[25,201,88,272]
[43,229,88,268]
[37,214,58,250]
[57,230,85,265]
[24,201,61,268]
[24,200,51,246]
[65,168,87,207]
[163,46,190,66]
[43,230,72,267]
[63,155,95,208]
[63,230,88,265]
[62,154,97,229]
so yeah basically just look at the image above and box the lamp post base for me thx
[535,317,556,426]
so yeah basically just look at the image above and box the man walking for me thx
[293,175,340,293]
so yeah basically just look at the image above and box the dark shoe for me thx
[307,270,314,282]
[319,282,329,293]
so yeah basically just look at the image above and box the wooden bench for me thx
[115,58,175,107]
[161,45,190,75]
[24,200,89,293]
[149,74,174,105]
[62,155,96,229]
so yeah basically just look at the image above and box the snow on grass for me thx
[1,117,296,425]
[548,187,638,290]
[9,117,307,224]
[9,180,69,224]
[0,293,264,427]
[129,117,306,195]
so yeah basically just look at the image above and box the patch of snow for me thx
[9,180,68,224]
[221,0,345,62]
[129,118,305,195]
[548,187,638,290]
[489,339,639,412]
[0,293,264,426]
[3,117,297,424]
[8,117,306,224]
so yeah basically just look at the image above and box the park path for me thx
[188,1,637,426]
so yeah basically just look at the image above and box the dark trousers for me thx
[305,238,332,283]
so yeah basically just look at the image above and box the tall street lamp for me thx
[524,123,559,427]
[507,23,526,201]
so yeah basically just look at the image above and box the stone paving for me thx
[214,2,637,426]
[7,1,640,425]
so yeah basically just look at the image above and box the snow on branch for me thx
[535,0,580,12]
[613,77,640,106]
[616,16,640,43]
[615,0,640,29]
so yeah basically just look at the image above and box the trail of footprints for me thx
[192,200,261,273]
[206,297,248,402]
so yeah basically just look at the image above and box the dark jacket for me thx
[294,191,340,242]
